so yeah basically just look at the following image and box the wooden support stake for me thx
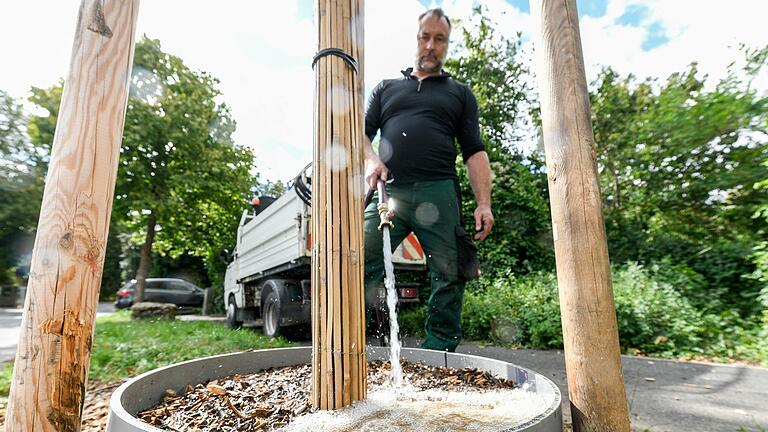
[339,0,352,407]
[315,0,330,410]
[5,1,140,431]
[310,0,321,408]
[331,1,343,409]
[530,0,631,431]
[311,0,366,410]
[350,0,367,399]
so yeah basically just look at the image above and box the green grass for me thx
[89,310,290,382]
[738,421,767,432]
[0,310,291,397]
[0,362,11,397]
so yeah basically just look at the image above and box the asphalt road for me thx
[0,307,22,364]
[444,343,768,432]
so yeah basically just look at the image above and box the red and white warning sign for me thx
[397,233,425,262]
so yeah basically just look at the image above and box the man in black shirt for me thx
[364,8,494,352]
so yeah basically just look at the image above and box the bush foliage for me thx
[401,261,768,365]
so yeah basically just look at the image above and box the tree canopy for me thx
[117,36,255,299]
[445,10,554,275]
[14,36,257,300]
[0,91,40,283]
[590,48,768,311]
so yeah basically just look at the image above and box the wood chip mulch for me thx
[0,361,517,431]
[81,380,127,432]
[138,360,517,431]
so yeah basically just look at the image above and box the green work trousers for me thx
[364,179,465,352]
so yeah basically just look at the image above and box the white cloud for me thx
[365,0,423,90]
[133,1,317,183]
[0,1,319,183]
[0,2,78,97]
[1,0,766,183]
[573,0,768,87]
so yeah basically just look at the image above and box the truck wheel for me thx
[262,291,282,338]
[226,296,243,329]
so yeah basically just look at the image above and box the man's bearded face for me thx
[416,14,450,73]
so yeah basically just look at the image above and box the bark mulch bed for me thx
[0,361,518,431]
[81,381,127,431]
[137,360,517,431]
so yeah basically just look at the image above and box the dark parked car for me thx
[115,278,205,309]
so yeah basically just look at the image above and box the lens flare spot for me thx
[415,202,440,226]
[379,138,394,163]
[327,84,351,115]
[324,141,349,172]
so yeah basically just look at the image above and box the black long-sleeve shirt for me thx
[365,68,484,184]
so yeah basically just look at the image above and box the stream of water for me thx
[381,226,403,387]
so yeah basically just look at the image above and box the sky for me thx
[1,0,766,183]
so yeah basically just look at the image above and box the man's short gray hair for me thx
[418,8,452,33]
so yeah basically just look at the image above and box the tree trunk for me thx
[134,214,157,303]
[5,1,139,430]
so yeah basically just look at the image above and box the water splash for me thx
[284,387,549,432]
[381,227,403,387]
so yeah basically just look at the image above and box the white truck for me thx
[223,165,427,338]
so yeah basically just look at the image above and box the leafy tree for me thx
[446,10,529,159]
[3,85,125,295]
[746,47,768,322]
[590,47,768,311]
[445,9,554,275]
[0,90,41,284]
[752,146,768,320]
[118,36,255,301]
[1,90,30,163]
[23,37,256,303]
[254,179,286,198]
[27,83,63,168]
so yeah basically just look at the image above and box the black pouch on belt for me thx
[455,226,480,281]
[451,179,481,281]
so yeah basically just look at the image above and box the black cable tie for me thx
[311,48,358,73]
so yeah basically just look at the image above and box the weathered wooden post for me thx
[530,0,631,430]
[5,1,139,431]
[311,0,367,410]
